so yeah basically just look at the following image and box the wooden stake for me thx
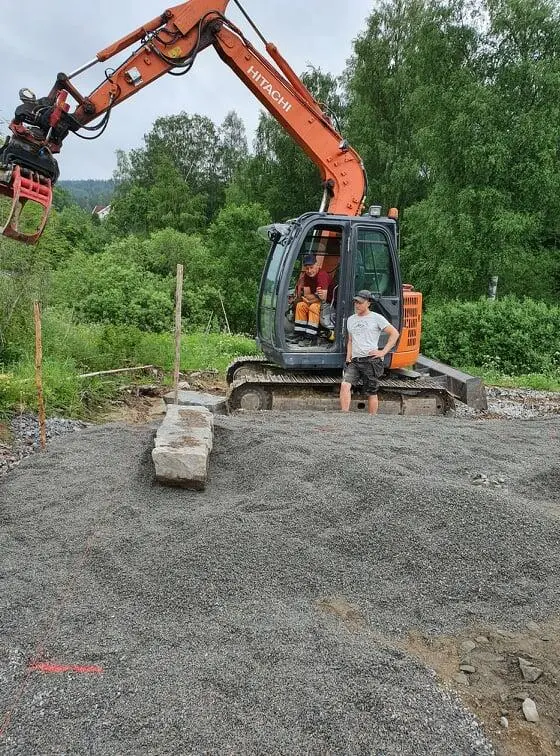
[174,264,184,405]
[33,301,47,450]
[218,291,231,334]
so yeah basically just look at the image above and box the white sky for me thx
[0,1,373,179]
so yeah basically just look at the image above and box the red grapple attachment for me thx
[0,164,52,245]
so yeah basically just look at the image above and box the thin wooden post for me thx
[173,264,184,405]
[33,301,47,450]
[218,291,231,334]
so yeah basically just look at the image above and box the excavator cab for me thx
[257,209,404,372]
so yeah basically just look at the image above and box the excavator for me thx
[0,0,486,414]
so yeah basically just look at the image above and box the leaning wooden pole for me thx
[173,264,184,405]
[33,301,47,450]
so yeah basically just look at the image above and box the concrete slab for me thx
[163,390,227,414]
[152,405,214,490]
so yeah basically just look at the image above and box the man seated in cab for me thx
[293,254,333,346]
[340,290,400,415]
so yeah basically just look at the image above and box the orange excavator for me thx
[0,1,483,412]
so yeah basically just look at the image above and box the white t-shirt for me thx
[347,312,390,358]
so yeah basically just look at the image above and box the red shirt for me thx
[301,270,334,301]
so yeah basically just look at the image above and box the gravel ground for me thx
[455,386,560,420]
[1,410,559,754]
[0,414,87,477]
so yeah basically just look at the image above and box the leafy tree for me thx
[228,69,347,220]
[217,111,249,184]
[50,251,173,332]
[52,186,76,212]
[205,203,271,333]
[114,111,248,222]
[401,0,560,301]
[107,157,207,237]
[345,0,480,211]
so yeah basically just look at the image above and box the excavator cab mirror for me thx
[258,223,291,244]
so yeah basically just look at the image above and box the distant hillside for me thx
[58,179,114,211]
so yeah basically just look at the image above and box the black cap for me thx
[352,289,373,303]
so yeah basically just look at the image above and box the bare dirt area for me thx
[1,395,559,754]
[402,620,560,755]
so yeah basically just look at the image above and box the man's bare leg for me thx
[368,394,379,415]
[340,382,352,412]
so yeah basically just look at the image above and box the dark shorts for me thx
[343,357,384,396]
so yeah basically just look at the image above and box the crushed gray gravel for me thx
[453,386,560,419]
[0,413,87,476]
[1,410,560,754]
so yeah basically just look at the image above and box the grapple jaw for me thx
[0,135,58,245]
[0,164,52,245]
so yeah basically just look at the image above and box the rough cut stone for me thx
[518,657,543,683]
[163,390,227,414]
[522,698,539,723]
[152,405,214,490]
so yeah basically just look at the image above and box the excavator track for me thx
[226,357,454,415]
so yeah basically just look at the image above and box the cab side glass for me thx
[355,228,396,296]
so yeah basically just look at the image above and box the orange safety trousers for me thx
[294,300,320,338]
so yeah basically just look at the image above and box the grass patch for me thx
[461,366,560,392]
[0,310,260,418]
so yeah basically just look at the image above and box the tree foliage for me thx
[113,110,248,225]
[50,251,173,332]
[229,68,347,220]
[2,0,560,381]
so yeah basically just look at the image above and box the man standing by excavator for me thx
[340,290,401,414]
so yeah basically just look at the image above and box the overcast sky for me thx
[0,1,373,180]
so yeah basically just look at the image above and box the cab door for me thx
[349,222,403,335]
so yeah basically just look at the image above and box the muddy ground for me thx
[0,397,559,754]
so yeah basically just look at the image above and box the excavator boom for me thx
[0,0,366,244]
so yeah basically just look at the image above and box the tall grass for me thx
[0,307,259,417]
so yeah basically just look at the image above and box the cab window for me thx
[354,228,396,296]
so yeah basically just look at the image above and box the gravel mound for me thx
[1,411,560,754]
[454,386,560,419]
[0,413,87,477]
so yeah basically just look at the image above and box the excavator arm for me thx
[0,0,366,244]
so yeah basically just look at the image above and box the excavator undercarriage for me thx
[226,357,466,415]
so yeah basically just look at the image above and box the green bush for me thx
[50,251,174,332]
[422,296,560,375]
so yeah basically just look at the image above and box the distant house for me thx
[92,204,111,221]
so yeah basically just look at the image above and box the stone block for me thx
[163,390,227,414]
[152,405,214,490]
